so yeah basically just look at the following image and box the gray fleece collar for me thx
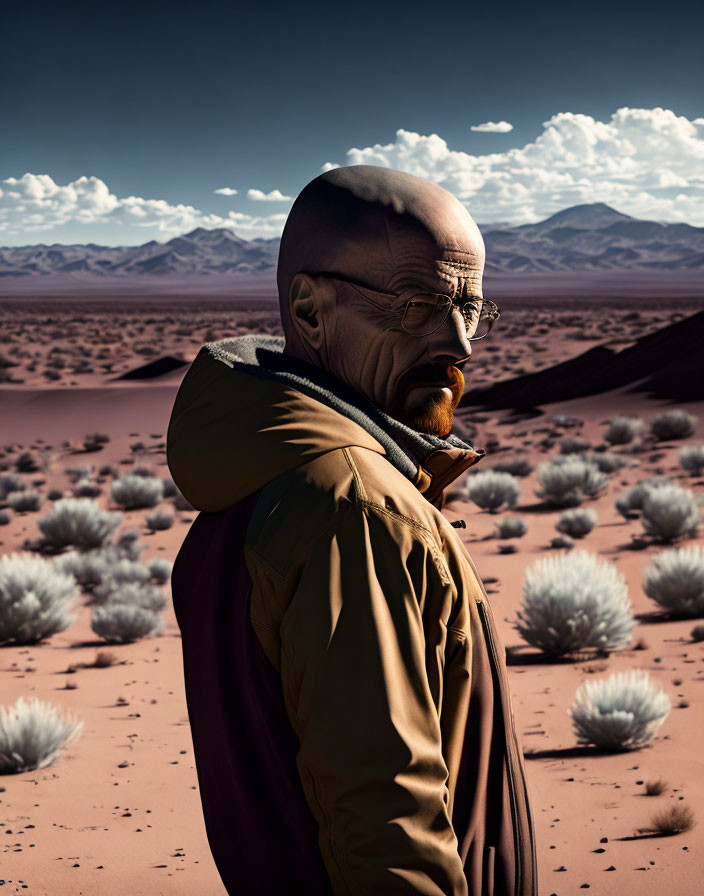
[206,334,478,485]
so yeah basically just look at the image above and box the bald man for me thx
[167,166,537,896]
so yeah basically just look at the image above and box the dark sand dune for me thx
[462,309,704,409]
[115,356,189,380]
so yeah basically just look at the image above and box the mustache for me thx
[401,363,465,392]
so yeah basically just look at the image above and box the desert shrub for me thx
[173,491,194,511]
[83,432,110,452]
[92,560,152,603]
[614,476,672,520]
[643,546,704,616]
[691,624,704,642]
[48,489,64,501]
[98,464,117,478]
[99,580,167,612]
[131,464,157,478]
[111,474,164,510]
[551,534,574,549]
[145,509,174,531]
[0,471,25,500]
[638,804,695,835]
[91,604,164,643]
[556,508,597,539]
[114,530,145,560]
[160,477,178,497]
[495,516,527,539]
[640,484,700,542]
[465,471,520,513]
[0,697,83,773]
[559,436,591,455]
[54,549,110,592]
[515,551,635,657]
[535,458,608,508]
[64,465,94,483]
[6,490,42,512]
[650,410,696,442]
[491,457,533,478]
[0,552,78,645]
[585,451,627,474]
[0,510,9,526]
[148,557,173,585]
[15,451,39,473]
[604,416,645,446]
[73,479,102,498]
[38,498,123,551]
[569,670,670,749]
[678,445,704,476]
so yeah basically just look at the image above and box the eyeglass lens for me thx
[402,296,495,339]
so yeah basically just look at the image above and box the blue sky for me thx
[1,0,703,245]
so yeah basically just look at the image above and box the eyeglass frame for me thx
[309,272,500,340]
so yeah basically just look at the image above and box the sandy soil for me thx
[0,296,702,895]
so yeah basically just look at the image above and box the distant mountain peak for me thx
[536,203,635,231]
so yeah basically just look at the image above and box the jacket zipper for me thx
[476,599,537,896]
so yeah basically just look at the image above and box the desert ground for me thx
[0,294,702,895]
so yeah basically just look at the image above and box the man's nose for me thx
[426,306,472,364]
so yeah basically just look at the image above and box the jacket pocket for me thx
[482,845,495,896]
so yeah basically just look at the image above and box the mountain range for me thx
[2,203,703,281]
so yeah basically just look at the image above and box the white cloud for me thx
[0,173,285,240]
[214,186,238,196]
[694,118,704,126]
[470,121,514,133]
[246,188,293,201]
[327,108,704,224]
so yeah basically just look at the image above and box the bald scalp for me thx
[277,165,484,336]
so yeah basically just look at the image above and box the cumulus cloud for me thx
[327,107,704,225]
[0,173,285,240]
[214,186,238,196]
[470,121,514,133]
[694,118,704,126]
[246,188,293,201]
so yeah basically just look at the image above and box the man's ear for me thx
[288,273,327,352]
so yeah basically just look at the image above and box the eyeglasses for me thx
[314,273,500,339]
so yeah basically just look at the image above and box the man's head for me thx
[278,165,487,437]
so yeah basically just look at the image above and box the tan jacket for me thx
[167,335,537,896]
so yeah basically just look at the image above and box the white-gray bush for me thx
[466,471,520,513]
[614,476,672,520]
[99,580,167,612]
[148,557,173,585]
[604,415,645,446]
[145,509,174,531]
[550,534,574,549]
[173,491,194,511]
[0,511,10,526]
[516,551,635,657]
[584,451,627,474]
[556,508,597,539]
[73,478,102,498]
[679,445,704,476]
[38,498,123,550]
[92,560,152,604]
[650,410,697,442]
[111,474,164,510]
[559,436,591,455]
[569,670,670,749]
[535,458,608,508]
[7,490,42,512]
[0,552,78,645]
[490,458,533,478]
[114,529,145,561]
[0,471,25,501]
[54,549,110,592]
[64,465,94,483]
[0,696,83,773]
[643,546,704,617]
[161,477,178,497]
[91,604,165,643]
[640,484,700,542]
[495,516,528,539]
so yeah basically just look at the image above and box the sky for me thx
[1,0,703,246]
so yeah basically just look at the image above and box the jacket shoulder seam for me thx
[361,500,453,587]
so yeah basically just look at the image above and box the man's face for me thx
[322,260,482,437]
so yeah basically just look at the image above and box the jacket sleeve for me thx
[276,501,468,896]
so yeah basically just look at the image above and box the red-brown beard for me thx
[390,365,465,437]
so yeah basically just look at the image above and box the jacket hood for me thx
[167,334,484,512]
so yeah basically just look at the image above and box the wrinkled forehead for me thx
[277,165,485,302]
